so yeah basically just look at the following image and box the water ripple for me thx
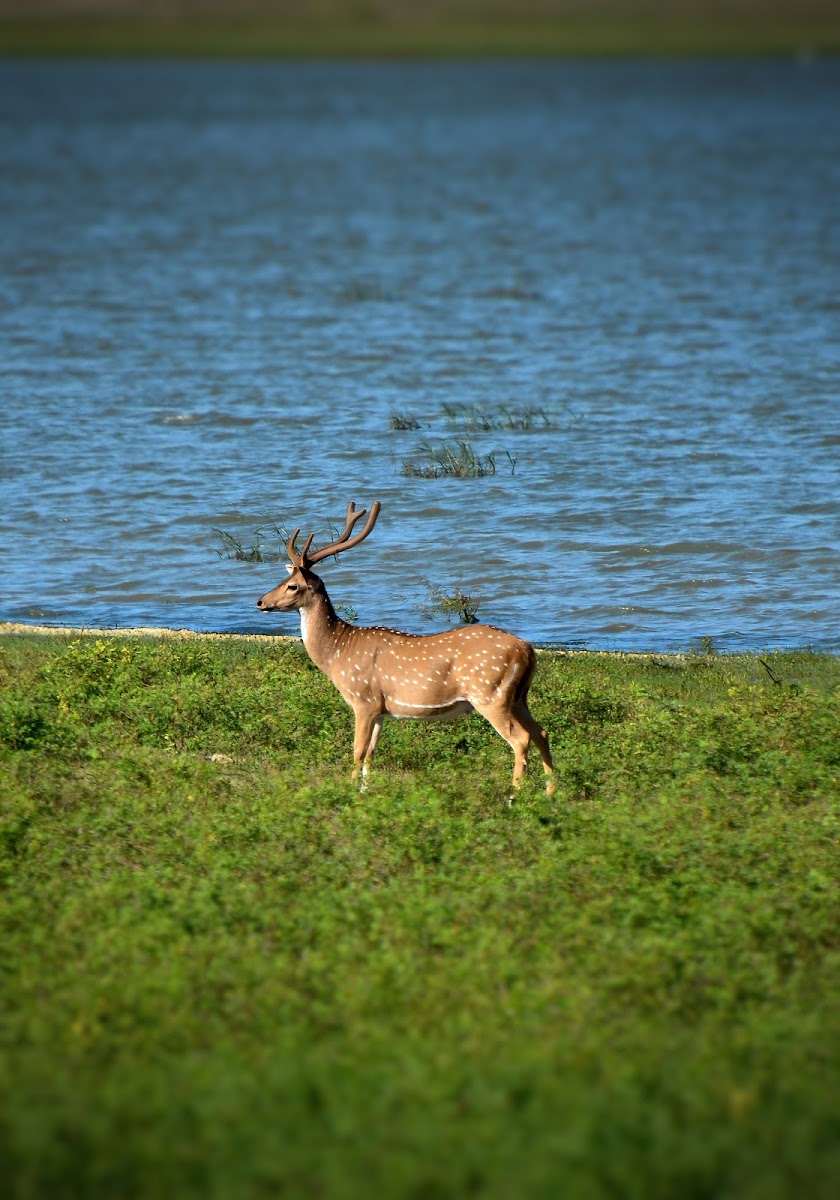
[1,60,838,651]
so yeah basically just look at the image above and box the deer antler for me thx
[287,500,381,569]
[306,500,381,566]
[285,528,310,568]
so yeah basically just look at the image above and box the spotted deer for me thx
[256,501,554,794]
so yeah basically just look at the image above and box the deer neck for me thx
[298,590,350,672]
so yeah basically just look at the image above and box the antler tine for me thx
[299,532,315,563]
[286,528,303,567]
[305,499,382,566]
[339,500,367,540]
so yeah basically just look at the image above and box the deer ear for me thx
[285,564,294,575]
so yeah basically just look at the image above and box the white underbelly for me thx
[389,699,474,722]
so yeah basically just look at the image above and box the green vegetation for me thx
[443,403,558,432]
[1,3,838,58]
[389,405,565,434]
[403,440,515,478]
[1,631,839,1198]
[214,523,288,564]
[389,411,422,432]
[424,579,484,625]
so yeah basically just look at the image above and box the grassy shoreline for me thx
[1,631,838,1195]
[0,619,704,656]
[2,15,838,58]
[4,621,837,657]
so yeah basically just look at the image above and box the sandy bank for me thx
[0,621,296,644]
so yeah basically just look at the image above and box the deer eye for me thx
[286,583,299,592]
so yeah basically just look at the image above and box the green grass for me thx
[1,632,839,1198]
[402,440,515,478]
[443,403,557,432]
[424,579,483,625]
[1,12,839,58]
[214,525,288,564]
[389,411,422,431]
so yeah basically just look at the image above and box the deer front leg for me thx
[351,708,383,786]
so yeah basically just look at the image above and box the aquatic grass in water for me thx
[442,402,557,432]
[402,440,516,478]
[389,411,421,431]
[424,579,483,625]
[215,520,365,577]
[214,529,273,563]
[1,634,839,1196]
[214,524,289,564]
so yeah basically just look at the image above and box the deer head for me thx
[256,500,381,614]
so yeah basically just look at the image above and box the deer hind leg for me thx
[474,701,533,791]
[352,709,384,787]
[515,701,555,796]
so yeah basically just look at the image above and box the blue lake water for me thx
[1,58,838,651]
